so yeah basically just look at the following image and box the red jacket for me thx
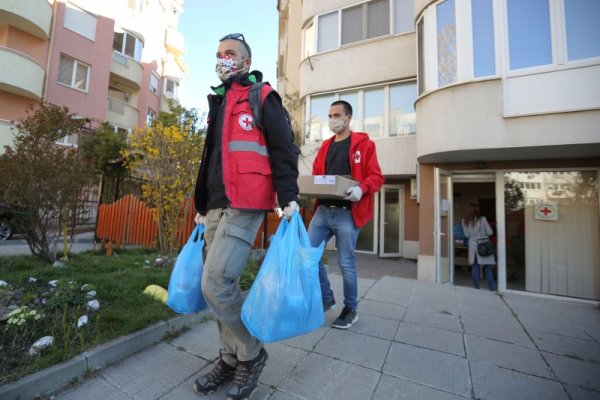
[312,132,384,227]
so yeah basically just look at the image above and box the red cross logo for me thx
[540,207,552,216]
[238,113,254,131]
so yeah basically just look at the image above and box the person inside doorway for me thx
[462,203,496,291]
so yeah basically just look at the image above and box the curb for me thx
[0,310,211,400]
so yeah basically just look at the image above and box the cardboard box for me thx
[298,175,358,199]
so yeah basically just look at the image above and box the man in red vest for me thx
[308,100,384,329]
[192,33,299,400]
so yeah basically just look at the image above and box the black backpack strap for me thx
[249,81,267,131]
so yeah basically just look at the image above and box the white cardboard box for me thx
[298,175,358,199]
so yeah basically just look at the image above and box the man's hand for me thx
[344,186,363,202]
[194,212,205,225]
[282,201,299,220]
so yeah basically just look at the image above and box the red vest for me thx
[221,82,276,210]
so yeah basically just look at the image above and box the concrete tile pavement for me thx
[2,248,598,399]
[47,263,600,400]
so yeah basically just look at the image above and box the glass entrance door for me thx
[435,168,453,284]
[379,185,404,257]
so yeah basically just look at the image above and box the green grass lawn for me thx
[0,248,260,385]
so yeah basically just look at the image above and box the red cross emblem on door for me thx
[238,113,254,131]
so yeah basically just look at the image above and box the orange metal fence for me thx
[96,195,313,250]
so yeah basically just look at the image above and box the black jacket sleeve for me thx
[261,92,300,207]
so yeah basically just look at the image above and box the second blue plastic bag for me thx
[166,224,207,314]
[242,211,325,343]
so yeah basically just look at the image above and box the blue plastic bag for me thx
[241,211,325,343]
[166,224,207,314]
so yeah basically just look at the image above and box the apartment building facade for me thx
[0,0,186,150]
[278,0,600,301]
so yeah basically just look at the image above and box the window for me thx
[312,0,414,54]
[303,22,315,59]
[394,0,414,34]
[64,3,96,40]
[58,55,90,92]
[164,78,179,99]
[342,0,390,45]
[307,94,335,142]
[55,133,78,147]
[367,0,389,39]
[564,0,600,61]
[147,109,156,126]
[113,31,143,62]
[437,0,456,86]
[339,92,360,132]
[364,88,384,137]
[507,0,552,70]
[305,81,417,142]
[149,73,159,94]
[389,82,417,136]
[343,0,390,45]
[317,11,338,52]
[471,0,495,77]
[417,18,424,94]
[342,6,362,45]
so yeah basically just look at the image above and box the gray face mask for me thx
[215,56,247,82]
[328,117,348,134]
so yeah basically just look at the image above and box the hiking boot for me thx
[226,348,268,400]
[323,299,336,312]
[332,306,358,329]
[193,357,236,395]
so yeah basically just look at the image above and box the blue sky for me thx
[177,1,279,119]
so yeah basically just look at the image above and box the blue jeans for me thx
[307,205,360,310]
[471,262,496,291]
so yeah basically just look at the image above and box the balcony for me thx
[105,97,139,129]
[110,51,143,90]
[165,27,184,57]
[0,47,44,99]
[159,94,178,114]
[416,79,600,162]
[0,0,52,39]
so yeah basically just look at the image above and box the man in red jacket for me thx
[308,100,384,329]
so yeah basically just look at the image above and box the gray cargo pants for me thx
[201,207,265,365]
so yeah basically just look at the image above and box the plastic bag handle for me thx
[187,224,205,245]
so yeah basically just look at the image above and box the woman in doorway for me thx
[462,203,496,291]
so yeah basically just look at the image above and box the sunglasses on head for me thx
[219,33,252,58]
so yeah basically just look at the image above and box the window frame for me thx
[418,0,600,95]
[304,80,417,143]
[311,0,415,55]
[113,30,143,62]
[57,54,90,92]
[149,72,160,95]
[163,77,179,99]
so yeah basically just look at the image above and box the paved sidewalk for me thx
[0,231,97,257]
[48,271,600,399]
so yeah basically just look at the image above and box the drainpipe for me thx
[42,0,59,100]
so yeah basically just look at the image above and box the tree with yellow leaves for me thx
[123,105,204,255]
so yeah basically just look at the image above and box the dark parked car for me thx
[0,202,26,240]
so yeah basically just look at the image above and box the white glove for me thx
[282,200,299,220]
[344,186,363,202]
[194,212,205,225]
